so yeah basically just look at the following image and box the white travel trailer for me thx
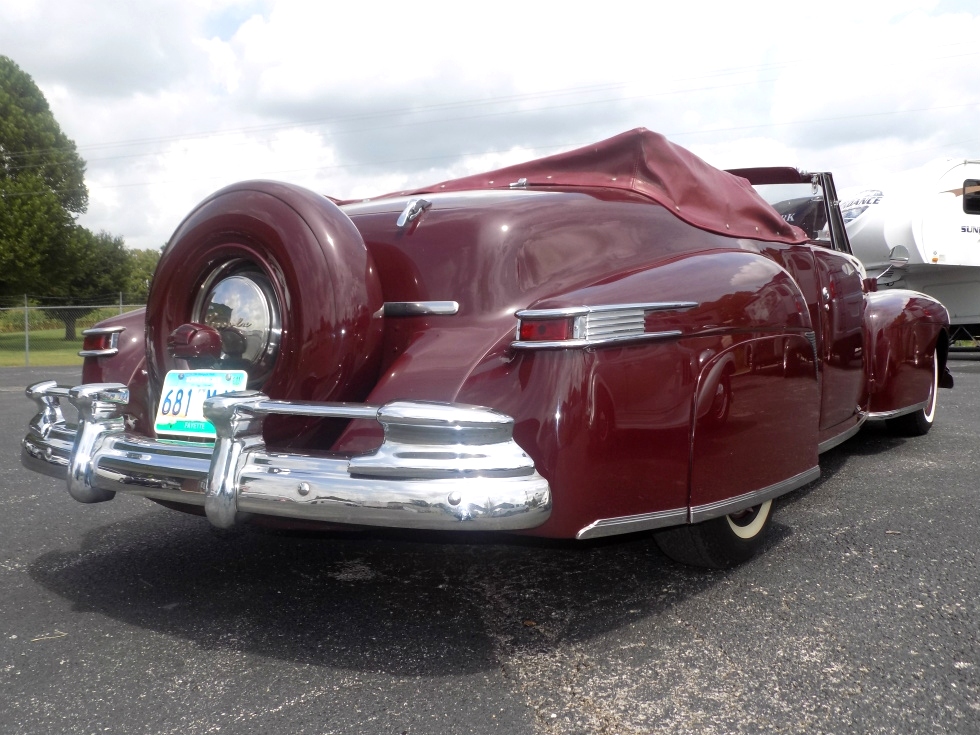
[843,158,980,341]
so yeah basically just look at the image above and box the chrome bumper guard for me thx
[22,381,551,532]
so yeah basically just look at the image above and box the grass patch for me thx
[0,329,84,367]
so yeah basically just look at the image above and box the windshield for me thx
[752,183,829,242]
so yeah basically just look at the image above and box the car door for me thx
[809,172,868,431]
[812,246,866,430]
[743,169,872,436]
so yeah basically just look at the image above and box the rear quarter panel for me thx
[80,308,153,433]
[455,249,819,538]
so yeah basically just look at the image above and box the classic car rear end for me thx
[21,129,951,567]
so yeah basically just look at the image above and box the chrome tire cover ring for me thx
[193,261,282,386]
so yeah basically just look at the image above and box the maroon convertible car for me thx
[22,129,951,568]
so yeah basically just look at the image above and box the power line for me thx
[6,43,978,166]
[5,100,977,201]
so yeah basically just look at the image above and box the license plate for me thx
[154,370,249,438]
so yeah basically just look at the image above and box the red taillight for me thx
[518,317,573,342]
[79,327,124,357]
[82,333,112,352]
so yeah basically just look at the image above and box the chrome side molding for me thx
[383,301,460,317]
[576,465,821,540]
[867,400,929,421]
[817,412,867,454]
[576,507,689,540]
[689,466,820,524]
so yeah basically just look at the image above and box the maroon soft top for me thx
[385,128,806,245]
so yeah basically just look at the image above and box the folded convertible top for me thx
[390,127,807,245]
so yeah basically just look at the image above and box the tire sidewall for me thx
[921,348,939,424]
[725,499,773,540]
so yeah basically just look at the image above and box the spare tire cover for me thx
[146,180,383,436]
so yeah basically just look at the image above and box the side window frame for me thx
[813,172,854,256]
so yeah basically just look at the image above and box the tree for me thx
[0,55,88,301]
[0,173,73,298]
[47,229,131,340]
[125,247,162,302]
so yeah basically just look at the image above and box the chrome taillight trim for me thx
[513,301,697,350]
[515,301,698,320]
[512,330,683,350]
[78,326,126,357]
[515,306,591,319]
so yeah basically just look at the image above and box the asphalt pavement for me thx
[1,361,978,734]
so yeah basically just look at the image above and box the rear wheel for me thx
[887,348,938,437]
[654,500,774,569]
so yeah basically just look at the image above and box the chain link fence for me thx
[0,295,146,367]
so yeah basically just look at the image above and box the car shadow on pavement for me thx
[22,415,925,679]
[28,507,754,677]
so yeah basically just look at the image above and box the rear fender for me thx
[80,307,147,386]
[457,249,818,536]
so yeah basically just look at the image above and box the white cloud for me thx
[0,0,977,250]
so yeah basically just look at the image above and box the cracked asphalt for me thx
[1,361,978,734]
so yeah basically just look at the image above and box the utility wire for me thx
[4,43,977,165]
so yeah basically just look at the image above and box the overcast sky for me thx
[2,0,978,250]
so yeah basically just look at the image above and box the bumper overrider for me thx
[21,381,551,531]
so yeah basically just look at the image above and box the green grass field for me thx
[0,329,84,367]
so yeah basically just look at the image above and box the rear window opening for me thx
[964,179,980,215]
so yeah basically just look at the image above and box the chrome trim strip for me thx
[516,301,698,319]
[78,327,125,358]
[383,301,460,317]
[689,466,820,524]
[511,330,683,350]
[576,508,689,540]
[242,400,382,420]
[867,400,928,421]
[21,383,551,533]
[818,412,868,454]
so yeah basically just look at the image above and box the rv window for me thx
[964,180,980,215]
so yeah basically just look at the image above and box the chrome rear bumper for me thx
[22,381,551,532]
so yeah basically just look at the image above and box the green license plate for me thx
[154,369,248,438]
